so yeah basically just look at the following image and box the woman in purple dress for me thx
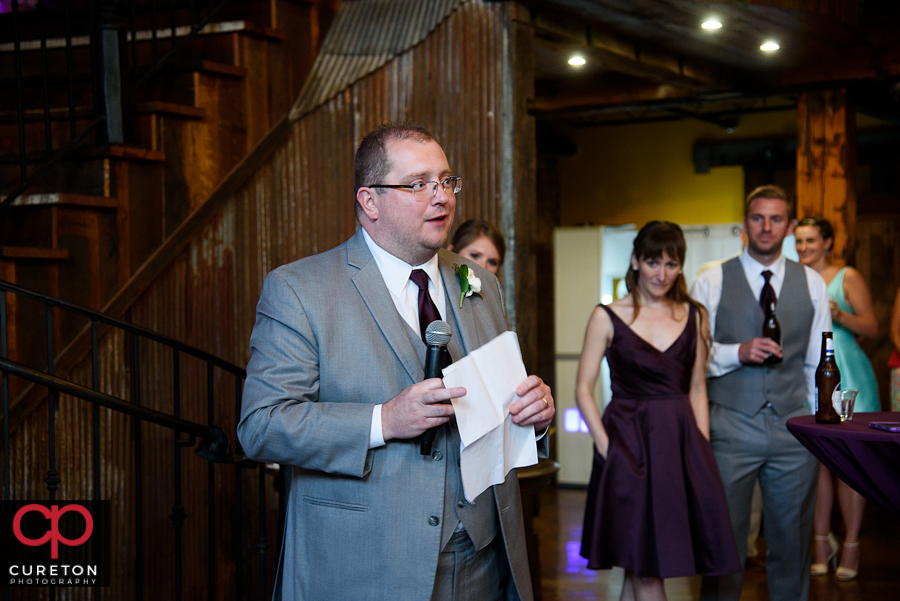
[575,221,740,600]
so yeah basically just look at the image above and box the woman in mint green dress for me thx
[796,217,880,582]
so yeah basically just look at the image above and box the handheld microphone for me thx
[420,320,452,456]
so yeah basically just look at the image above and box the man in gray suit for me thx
[238,123,555,600]
[691,185,830,601]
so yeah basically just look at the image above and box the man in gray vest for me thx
[691,185,831,601]
[239,123,554,600]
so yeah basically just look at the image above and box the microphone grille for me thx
[425,320,452,346]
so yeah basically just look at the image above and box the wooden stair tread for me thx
[77,145,166,162]
[133,101,206,119]
[0,145,165,164]
[168,59,248,77]
[0,246,69,260]
[0,20,284,53]
[240,23,286,41]
[0,106,94,124]
[8,193,118,209]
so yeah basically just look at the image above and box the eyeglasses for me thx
[368,176,462,201]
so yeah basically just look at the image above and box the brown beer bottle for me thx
[815,332,841,424]
[762,300,782,365]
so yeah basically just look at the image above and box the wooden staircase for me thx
[1,0,323,380]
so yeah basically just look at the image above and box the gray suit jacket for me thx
[238,228,539,600]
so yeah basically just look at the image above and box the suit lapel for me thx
[439,250,480,361]
[348,230,424,383]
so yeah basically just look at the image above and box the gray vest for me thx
[707,257,814,417]
[439,425,500,550]
[403,305,500,552]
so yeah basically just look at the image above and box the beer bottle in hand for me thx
[762,300,782,365]
[815,332,841,424]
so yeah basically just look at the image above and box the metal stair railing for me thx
[0,278,273,601]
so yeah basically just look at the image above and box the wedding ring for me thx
[540,397,549,407]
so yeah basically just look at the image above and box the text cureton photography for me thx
[1,500,110,587]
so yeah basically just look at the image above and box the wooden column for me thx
[501,2,538,373]
[796,89,857,266]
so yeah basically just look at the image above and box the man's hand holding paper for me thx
[509,374,554,432]
[440,331,554,502]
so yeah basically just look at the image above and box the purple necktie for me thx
[760,270,776,312]
[410,269,441,343]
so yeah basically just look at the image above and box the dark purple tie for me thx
[410,269,441,343]
[760,270,776,312]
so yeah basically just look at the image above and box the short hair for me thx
[796,216,835,250]
[450,219,506,266]
[744,184,794,220]
[353,123,437,218]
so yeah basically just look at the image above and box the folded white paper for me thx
[441,331,539,502]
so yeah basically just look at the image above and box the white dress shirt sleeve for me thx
[804,266,833,412]
[690,265,742,377]
[369,404,386,448]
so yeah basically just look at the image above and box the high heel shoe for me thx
[810,532,839,576]
[835,541,860,581]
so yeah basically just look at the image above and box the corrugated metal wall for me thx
[236,0,512,349]
[2,2,525,599]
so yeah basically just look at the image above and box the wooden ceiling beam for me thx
[733,0,862,28]
[532,90,763,121]
[532,9,732,94]
[533,80,695,114]
[769,44,900,88]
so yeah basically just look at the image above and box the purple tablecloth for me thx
[787,412,900,518]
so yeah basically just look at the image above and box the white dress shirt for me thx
[362,228,447,447]
[689,250,831,411]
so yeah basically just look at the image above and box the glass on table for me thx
[831,389,858,422]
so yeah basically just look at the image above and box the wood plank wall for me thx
[1,2,537,599]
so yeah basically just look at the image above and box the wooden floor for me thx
[533,486,900,601]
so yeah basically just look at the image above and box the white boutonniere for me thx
[454,264,482,308]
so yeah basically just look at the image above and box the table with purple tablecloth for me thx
[787,412,900,518]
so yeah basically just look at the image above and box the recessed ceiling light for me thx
[701,19,722,30]
[568,55,586,67]
[760,41,780,52]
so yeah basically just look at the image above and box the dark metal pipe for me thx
[129,0,138,74]
[39,0,54,164]
[169,0,177,49]
[173,350,184,601]
[46,306,60,501]
[133,334,144,601]
[64,0,77,140]
[234,374,243,600]
[46,307,60,601]
[0,356,220,442]
[150,0,159,62]
[2,292,9,507]
[91,319,101,496]
[257,465,267,601]
[12,0,28,184]
[207,361,216,600]
[91,318,101,601]
[0,281,245,376]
